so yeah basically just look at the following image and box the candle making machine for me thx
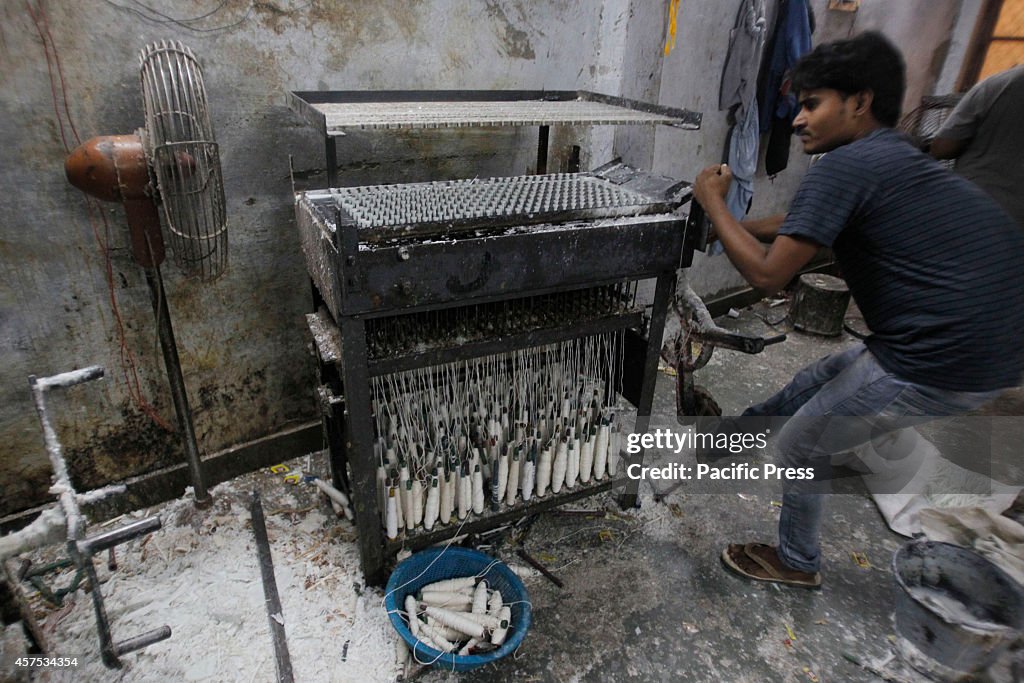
[288,90,705,584]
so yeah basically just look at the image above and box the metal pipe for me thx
[83,558,121,668]
[28,374,94,542]
[516,548,563,588]
[114,626,173,657]
[144,265,211,508]
[80,517,162,556]
[27,366,172,668]
[35,366,105,390]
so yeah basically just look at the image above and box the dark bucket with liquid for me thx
[892,540,1024,678]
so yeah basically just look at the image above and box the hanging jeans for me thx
[739,343,1001,573]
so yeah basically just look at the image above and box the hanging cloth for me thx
[711,0,767,255]
[725,99,760,224]
[756,0,812,175]
[719,0,768,121]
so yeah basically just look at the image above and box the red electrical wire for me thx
[27,1,173,432]
[25,2,70,151]
[35,1,81,146]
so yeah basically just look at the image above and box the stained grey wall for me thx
[0,0,660,517]
[0,0,975,518]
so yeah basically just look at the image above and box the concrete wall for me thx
[937,0,984,93]
[0,0,972,517]
[0,0,655,517]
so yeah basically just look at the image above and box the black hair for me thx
[790,31,905,127]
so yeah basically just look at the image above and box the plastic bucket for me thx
[385,547,532,672]
[892,540,1024,677]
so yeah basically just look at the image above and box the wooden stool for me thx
[790,273,850,336]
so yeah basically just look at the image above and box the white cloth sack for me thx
[837,428,1021,537]
[918,507,1024,586]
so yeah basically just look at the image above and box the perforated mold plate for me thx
[328,173,671,233]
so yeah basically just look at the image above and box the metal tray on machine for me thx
[287,89,702,135]
[305,162,691,243]
[294,163,693,319]
[287,90,703,184]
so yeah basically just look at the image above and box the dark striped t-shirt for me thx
[779,128,1024,391]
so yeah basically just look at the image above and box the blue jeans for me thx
[741,343,1001,573]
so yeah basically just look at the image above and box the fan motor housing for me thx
[65,134,165,267]
[65,134,150,201]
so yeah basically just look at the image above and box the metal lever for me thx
[699,330,788,355]
[679,196,710,270]
[685,197,711,253]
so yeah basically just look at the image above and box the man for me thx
[691,32,1024,588]
[931,64,1024,228]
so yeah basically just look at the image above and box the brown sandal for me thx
[721,543,822,588]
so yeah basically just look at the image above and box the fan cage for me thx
[139,40,227,280]
[898,93,964,168]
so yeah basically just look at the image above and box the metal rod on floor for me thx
[516,548,564,588]
[114,625,173,657]
[251,491,294,683]
[144,266,211,508]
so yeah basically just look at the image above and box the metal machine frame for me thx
[289,91,703,585]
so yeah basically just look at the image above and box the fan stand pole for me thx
[144,265,212,508]
[63,118,221,510]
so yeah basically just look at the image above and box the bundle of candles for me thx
[372,333,626,539]
[401,575,514,655]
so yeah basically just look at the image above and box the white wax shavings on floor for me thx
[19,464,404,682]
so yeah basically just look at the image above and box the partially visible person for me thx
[690,32,1024,589]
[931,64,1024,228]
